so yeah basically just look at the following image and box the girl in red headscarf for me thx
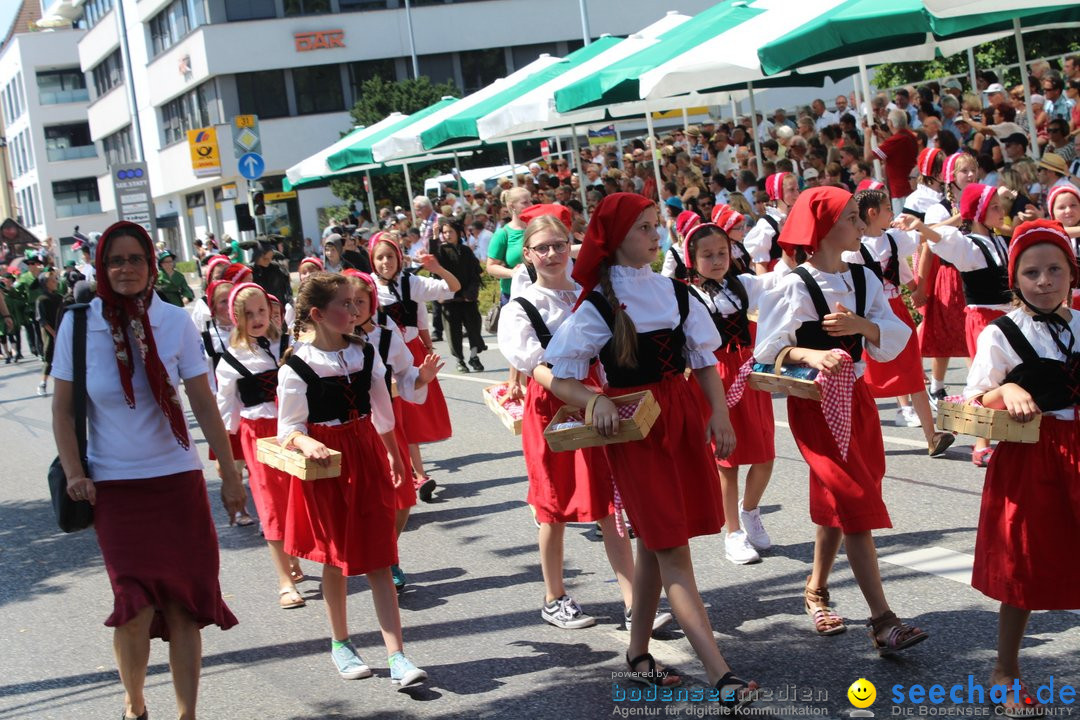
[546,193,757,711]
[755,186,930,655]
[897,182,1011,467]
[51,221,244,720]
[1046,185,1080,310]
[344,269,442,592]
[660,210,701,282]
[744,172,799,274]
[368,234,460,500]
[963,219,1080,717]
[215,281,304,607]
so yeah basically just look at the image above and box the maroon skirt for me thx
[94,470,238,640]
[604,373,724,551]
[398,336,452,444]
[787,379,892,534]
[391,396,417,510]
[521,378,615,524]
[208,432,245,464]
[918,254,968,358]
[284,418,397,576]
[972,415,1080,610]
[238,416,290,541]
[865,295,926,398]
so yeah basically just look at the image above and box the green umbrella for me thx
[925,1,1080,37]
[326,97,458,171]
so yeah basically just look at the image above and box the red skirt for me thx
[94,470,238,640]
[399,336,452,444]
[238,416,290,541]
[787,379,892,534]
[604,373,724,551]
[963,306,1006,359]
[703,347,775,467]
[522,378,615,524]
[865,295,926,398]
[284,418,397,576]
[391,396,417,510]
[918,257,968,358]
[972,415,1080,610]
[208,431,245,463]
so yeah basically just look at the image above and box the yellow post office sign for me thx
[188,127,221,178]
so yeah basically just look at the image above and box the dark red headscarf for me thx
[95,221,189,449]
[520,203,572,230]
[572,192,654,309]
[778,186,853,254]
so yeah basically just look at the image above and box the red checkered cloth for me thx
[488,384,525,420]
[726,351,856,459]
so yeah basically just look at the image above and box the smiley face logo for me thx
[848,678,876,708]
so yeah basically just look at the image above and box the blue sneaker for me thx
[389,652,427,689]
[391,564,407,591]
[331,640,372,680]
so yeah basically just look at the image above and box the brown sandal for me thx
[867,610,928,656]
[804,576,846,636]
[278,587,306,609]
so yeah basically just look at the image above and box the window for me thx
[83,0,115,29]
[338,0,387,10]
[160,80,220,146]
[11,133,23,177]
[224,0,276,21]
[418,53,455,87]
[23,129,34,171]
[30,185,41,226]
[186,191,206,208]
[235,70,288,118]
[293,65,343,115]
[459,48,505,94]
[512,42,557,72]
[148,0,207,57]
[45,123,96,162]
[348,59,398,99]
[283,0,330,15]
[52,178,102,218]
[102,127,136,166]
[36,69,88,104]
[91,50,124,98]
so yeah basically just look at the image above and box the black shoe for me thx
[418,477,437,503]
[431,334,443,342]
[456,360,470,373]
[14,354,23,361]
[468,357,484,372]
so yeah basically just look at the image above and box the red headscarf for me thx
[1047,185,1080,222]
[856,179,885,192]
[227,281,268,325]
[344,270,379,320]
[224,262,252,283]
[674,210,702,240]
[572,192,654,309]
[369,235,404,278]
[205,254,230,280]
[682,223,721,273]
[765,172,790,202]
[94,221,189,449]
[520,203,572,230]
[960,183,995,225]
[916,147,943,177]
[711,205,745,233]
[1008,219,1077,288]
[778,186,853,254]
[299,256,324,271]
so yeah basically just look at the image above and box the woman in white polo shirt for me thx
[51,221,246,720]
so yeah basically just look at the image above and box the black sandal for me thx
[626,652,681,688]
[121,710,148,720]
[715,671,756,710]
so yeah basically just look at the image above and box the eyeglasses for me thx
[526,241,569,256]
[105,254,147,269]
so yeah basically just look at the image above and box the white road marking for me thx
[437,372,500,386]
[775,420,929,449]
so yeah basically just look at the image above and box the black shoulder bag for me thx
[48,304,93,533]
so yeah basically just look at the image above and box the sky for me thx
[0,0,25,43]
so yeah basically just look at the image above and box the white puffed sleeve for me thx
[215,361,243,434]
[276,361,309,443]
[497,299,546,375]
[546,302,613,380]
[683,291,722,369]
[753,275,811,364]
[739,270,785,311]
[382,321,428,405]
[927,227,989,271]
[368,351,395,435]
[509,265,532,299]
[660,247,681,278]
[861,271,912,363]
[408,273,456,302]
[743,217,777,264]
[963,323,1015,403]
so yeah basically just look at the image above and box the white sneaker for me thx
[738,503,772,551]
[36,381,47,396]
[724,530,761,565]
[895,406,920,427]
[624,606,674,633]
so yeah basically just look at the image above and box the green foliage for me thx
[329,76,460,210]
[872,29,1080,92]
[175,260,196,274]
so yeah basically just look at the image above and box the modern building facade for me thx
[0,1,112,251]
[49,0,713,260]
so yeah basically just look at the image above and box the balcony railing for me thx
[38,88,90,104]
[55,201,102,218]
[46,145,98,162]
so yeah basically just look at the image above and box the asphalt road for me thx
[1,336,1077,720]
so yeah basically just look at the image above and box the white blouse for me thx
[743,206,785,264]
[923,199,954,226]
[277,340,395,440]
[215,340,282,432]
[841,230,918,297]
[189,297,211,331]
[498,282,581,375]
[545,265,722,380]
[928,229,1011,309]
[364,316,428,405]
[374,273,455,342]
[902,184,943,215]
[660,244,686,279]
[754,263,912,377]
[965,307,1080,420]
[688,269,785,317]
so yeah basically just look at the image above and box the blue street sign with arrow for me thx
[238,152,265,180]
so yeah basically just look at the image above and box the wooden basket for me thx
[482,383,524,435]
[543,390,660,452]
[936,401,1041,443]
[748,347,821,401]
[256,437,342,480]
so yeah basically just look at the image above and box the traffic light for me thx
[252,191,266,216]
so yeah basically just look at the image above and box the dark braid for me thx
[599,263,637,368]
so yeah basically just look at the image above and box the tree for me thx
[329,76,460,213]
[872,29,1080,93]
